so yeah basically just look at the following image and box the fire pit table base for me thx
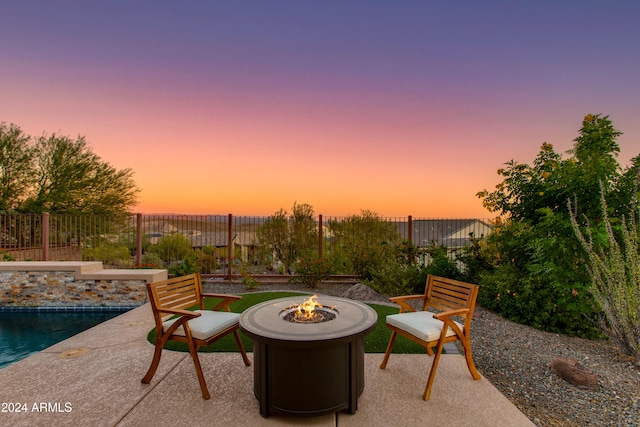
[240,296,377,418]
[253,337,365,417]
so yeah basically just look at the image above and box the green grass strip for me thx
[146,291,430,354]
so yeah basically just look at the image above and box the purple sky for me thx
[2,1,639,216]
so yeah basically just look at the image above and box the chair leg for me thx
[186,339,211,400]
[379,330,397,369]
[423,339,446,401]
[233,330,251,366]
[141,336,166,384]
[462,339,481,380]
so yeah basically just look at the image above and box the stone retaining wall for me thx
[0,271,147,307]
[0,262,167,308]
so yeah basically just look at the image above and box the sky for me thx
[2,1,639,218]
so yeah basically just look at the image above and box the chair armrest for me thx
[202,293,242,301]
[433,308,469,320]
[158,308,202,319]
[202,293,242,312]
[433,308,470,339]
[389,294,424,313]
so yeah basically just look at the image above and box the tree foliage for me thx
[0,122,139,215]
[0,123,35,212]
[476,114,637,337]
[328,210,401,281]
[257,202,317,274]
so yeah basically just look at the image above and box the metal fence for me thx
[0,213,494,279]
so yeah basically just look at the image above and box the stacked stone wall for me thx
[0,270,147,307]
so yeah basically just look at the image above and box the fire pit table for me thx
[239,295,377,418]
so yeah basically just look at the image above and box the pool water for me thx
[0,309,130,369]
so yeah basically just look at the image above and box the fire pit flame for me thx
[283,294,337,323]
[296,294,322,321]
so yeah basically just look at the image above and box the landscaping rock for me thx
[551,357,599,390]
[341,283,383,302]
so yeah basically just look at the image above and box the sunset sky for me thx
[2,1,639,218]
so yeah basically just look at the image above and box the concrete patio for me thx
[0,303,535,427]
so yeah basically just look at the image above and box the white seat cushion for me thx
[386,311,463,342]
[163,310,240,341]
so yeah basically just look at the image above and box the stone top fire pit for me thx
[240,295,378,417]
[240,295,377,345]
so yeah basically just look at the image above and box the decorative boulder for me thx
[341,283,382,302]
[551,357,599,390]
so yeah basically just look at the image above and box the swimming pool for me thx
[0,308,132,369]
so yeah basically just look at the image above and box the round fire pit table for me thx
[239,295,377,418]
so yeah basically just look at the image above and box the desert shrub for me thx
[420,245,464,285]
[140,252,163,268]
[328,210,400,280]
[367,262,426,296]
[83,244,131,267]
[456,234,495,285]
[366,241,427,296]
[168,257,198,277]
[168,249,219,275]
[476,216,600,337]
[369,244,466,296]
[256,203,317,275]
[151,234,193,263]
[238,261,260,290]
[292,256,330,288]
[395,240,420,266]
[201,245,217,255]
[570,186,640,364]
[193,249,219,274]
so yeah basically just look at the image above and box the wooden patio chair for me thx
[379,274,481,400]
[141,273,251,399]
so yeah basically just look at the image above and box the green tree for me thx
[475,114,632,337]
[257,208,291,272]
[560,114,622,220]
[328,210,400,280]
[609,156,640,219]
[477,142,563,221]
[257,202,318,274]
[289,202,317,260]
[0,123,35,212]
[22,133,139,215]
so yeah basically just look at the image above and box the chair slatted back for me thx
[422,275,478,320]
[147,273,204,323]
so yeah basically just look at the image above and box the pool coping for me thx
[0,306,139,312]
[0,261,167,283]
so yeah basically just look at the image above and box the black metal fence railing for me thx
[0,213,494,279]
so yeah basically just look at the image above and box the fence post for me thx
[227,214,233,280]
[136,213,142,267]
[318,214,323,258]
[408,215,413,244]
[42,212,50,261]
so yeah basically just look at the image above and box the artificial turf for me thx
[146,291,429,354]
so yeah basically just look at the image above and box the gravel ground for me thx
[204,280,640,427]
[470,306,639,427]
